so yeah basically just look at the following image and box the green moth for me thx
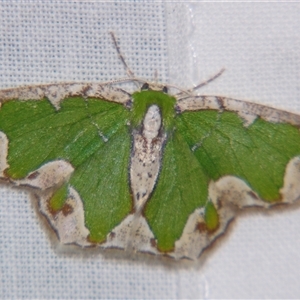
[1,36,300,261]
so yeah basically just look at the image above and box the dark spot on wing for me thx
[27,171,40,180]
[216,97,225,110]
[247,190,259,200]
[82,85,91,96]
[141,83,149,90]
[109,232,116,240]
[62,203,73,216]
[196,222,207,233]
[150,238,157,248]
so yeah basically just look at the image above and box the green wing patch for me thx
[177,110,300,201]
[0,96,132,243]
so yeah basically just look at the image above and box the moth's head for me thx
[141,82,168,94]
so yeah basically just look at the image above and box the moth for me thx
[1,33,300,260]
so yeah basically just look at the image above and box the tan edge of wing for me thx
[3,157,91,246]
[0,83,132,110]
[103,213,159,255]
[172,156,300,260]
[176,96,300,127]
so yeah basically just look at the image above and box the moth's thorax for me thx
[131,89,176,131]
[130,105,165,213]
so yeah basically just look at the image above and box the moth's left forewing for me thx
[172,95,300,260]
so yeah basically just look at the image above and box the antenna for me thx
[109,32,135,79]
[175,68,225,97]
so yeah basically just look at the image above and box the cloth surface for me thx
[1,1,300,299]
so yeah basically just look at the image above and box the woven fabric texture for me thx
[1,1,300,299]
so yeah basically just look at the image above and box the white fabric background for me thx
[1,1,300,299]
